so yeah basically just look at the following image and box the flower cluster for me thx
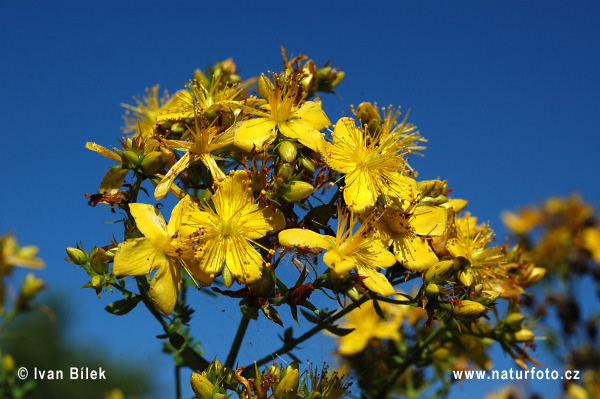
[73,50,547,398]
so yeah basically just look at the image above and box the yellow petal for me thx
[167,195,195,236]
[241,204,286,240]
[213,170,253,219]
[293,101,331,130]
[149,259,181,315]
[225,238,263,284]
[129,203,169,243]
[278,121,323,152]
[411,206,448,236]
[85,142,122,163]
[385,173,419,202]
[154,152,191,200]
[446,238,468,258]
[338,326,371,356]
[357,266,395,296]
[583,227,600,262]
[196,237,226,277]
[233,118,278,152]
[99,168,129,195]
[393,232,438,271]
[441,198,468,213]
[344,169,377,212]
[323,249,356,274]
[361,242,397,268]
[113,238,164,277]
[278,229,335,250]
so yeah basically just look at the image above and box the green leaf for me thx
[325,325,355,337]
[105,295,141,316]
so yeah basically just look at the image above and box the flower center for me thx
[219,219,238,238]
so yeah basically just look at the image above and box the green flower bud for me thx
[140,151,166,177]
[213,394,228,399]
[90,247,109,274]
[281,181,314,202]
[90,275,103,289]
[279,163,294,181]
[278,141,298,163]
[251,173,268,194]
[318,66,332,78]
[417,180,445,197]
[222,265,234,288]
[505,313,526,331]
[473,290,500,306]
[66,247,87,265]
[20,273,45,300]
[121,150,141,169]
[330,71,345,89]
[345,286,361,303]
[274,369,299,399]
[424,260,458,284]
[228,74,241,84]
[194,69,210,88]
[258,74,274,100]
[458,268,474,287]
[269,364,281,380]
[452,300,486,321]
[207,360,223,379]
[190,373,215,399]
[425,283,440,299]
[170,122,186,136]
[506,328,535,343]
[299,156,317,173]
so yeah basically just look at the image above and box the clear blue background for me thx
[1,1,599,398]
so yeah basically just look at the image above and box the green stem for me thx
[246,296,369,370]
[0,308,18,335]
[225,315,251,368]
[175,365,181,399]
[373,321,447,399]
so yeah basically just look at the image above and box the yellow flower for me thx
[582,227,600,263]
[113,197,203,315]
[183,170,286,284]
[279,210,396,296]
[337,299,402,355]
[501,207,541,235]
[376,203,448,271]
[122,85,193,140]
[154,123,236,200]
[318,117,420,213]
[234,74,330,153]
[0,234,44,269]
[446,215,506,284]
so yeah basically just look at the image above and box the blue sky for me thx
[1,1,599,398]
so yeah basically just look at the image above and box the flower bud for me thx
[251,173,268,194]
[66,247,87,265]
[90,247,109,274]
[278,163,294,181]
[258,74,274,100]
[194,69,210,88]
[121,150,141,169]
[318,66,332,78]
[417,180,445,197]
[170,122,186,136]
[3,354,15,373]
[345,286,361,303]
[20,273,45,300]
[473,290,500,306]
[140,151,166,177]
[274,369,299,399]
[278,141,298,163]
[458,268,474,287]
[222,265,234,288]
[522,267,546,288]
[419,195,448,206]
[355,103,381,126]
[505,313,526,331]
[330,71,345,89]
[299,156,317,173]
[424,260,458,284]
[281,181,314,202]
[269,364,281,380]
[190,373,215,399]
[213,394,228,399]
[452,300,486,321]
[506,328,535,343]
[441,199,468,213]
[425,283,440,299]
[90,275,103,289]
